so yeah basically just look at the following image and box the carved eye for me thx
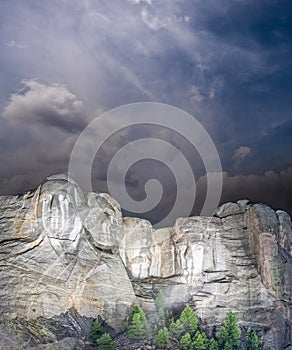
[43,194,52,203]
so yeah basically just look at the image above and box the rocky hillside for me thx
[0,174,291,349]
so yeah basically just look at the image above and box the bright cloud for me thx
[2,79,85,133]
[233,146,251,162]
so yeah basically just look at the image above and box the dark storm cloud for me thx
[0,0,291,222]
[0,79,84,194]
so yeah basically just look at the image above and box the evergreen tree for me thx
[127,304,149,339]
[245,328,260,350]
[128,313,149,340]
[128,304,142,323]
[179,306,199,335]
[155,290,165,318]
[96,333,116,350]
[180,332,192,350]
[155,327,171,348]
[192,331,208,350]
[209,338,219,350]
[90,319,102,342]
[169,318,184,338]
[218,312,241,350]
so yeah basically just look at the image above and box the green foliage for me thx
[90,319,102,342]
[192,331,208,350]
[179,306,199,335]
[96,333,116,350]
[128,304,142,322]
[209,338,219,350]
[127,305,149,340]
[154,327,171,348]
[245,328,261,350]
[218,311,241,350]
[180,332,192,350]
[165,310,173,321]
[158,307,165,318]
[155,290,166,319]
[155,290,166,311]
[169,318,184,337]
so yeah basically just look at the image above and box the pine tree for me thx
[180,332,192,350]
[96,333,116,350]
[218,311,241,350]
[128,313,149,340]
[192,330,208,350]
[90,319,102,342]
[245,328,260,350]
[169,318,184,338]
[209,338,219,350]
[128,304,142,322]
[127,304,149,339]
[179,306,199,335]
[155,327,171,348]
[155,290,166,312]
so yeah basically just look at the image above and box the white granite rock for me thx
[0,175,291,350]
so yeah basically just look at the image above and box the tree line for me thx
[88,290,261,350]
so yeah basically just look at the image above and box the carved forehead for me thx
[39,177,86,207]
[40,179,74,194]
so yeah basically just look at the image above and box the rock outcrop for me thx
[0,175,291,349]
[0,175,136,332]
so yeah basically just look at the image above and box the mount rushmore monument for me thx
[0,174,291,349]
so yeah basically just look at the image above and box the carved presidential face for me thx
[84,192,123,249]
[38,177,85,240]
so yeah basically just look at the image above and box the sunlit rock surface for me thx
[0,175,291,349]
[0,175,136,332]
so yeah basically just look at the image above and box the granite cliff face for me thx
[0,175,291,349]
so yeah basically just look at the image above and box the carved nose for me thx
[50,195,59,210]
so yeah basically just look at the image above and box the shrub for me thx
[245,328,261,350]
[155,327,171,348]
[218,311,241,350]
[192,331,208,350]
[180,332,192,350]
[96,333,116,350]
[179,306,199,335]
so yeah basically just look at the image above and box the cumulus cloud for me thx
[0,0,291,222]
[0,80,88,195]
[2,79,86,133]
[232,146,251,162]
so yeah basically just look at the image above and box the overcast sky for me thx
[0,0,292,224]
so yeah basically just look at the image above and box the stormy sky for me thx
[0,0,292,225]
